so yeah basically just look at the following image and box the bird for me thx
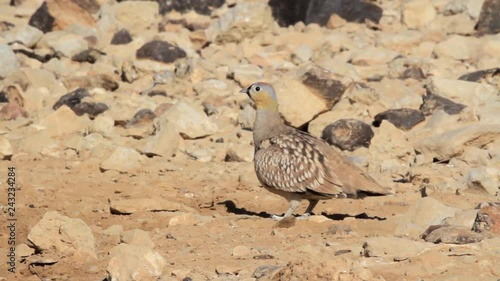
[240,82,390,221]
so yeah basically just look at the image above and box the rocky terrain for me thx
[0,0,499,280]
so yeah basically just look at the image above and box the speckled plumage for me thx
[241,82,389,220]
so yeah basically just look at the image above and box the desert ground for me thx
[0,0,499,280]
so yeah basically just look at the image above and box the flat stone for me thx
[100,147,143,173]
[143,119,180,157]
[465,167,500,195]
[162,101,218,139]
[421,225,485,244]
[136,40,186,64]
[405,197,459,228]
[106,243,166,281]
[0,44,20,79]
[373,108,425,131]
[229,64,263,87]
[363,236,432,259]
[28,211,96,258]
[321,118,374,151]
[427,77,498,106]
[121,229,155,249]
[434,35,479,61]
[39,105,91,137]
[109,198,194,215]
[225,144,254,162]
[1,24,43,47]
[39,31,89,58]
[419,92,466,116]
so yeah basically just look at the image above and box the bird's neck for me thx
[253,108,289,146]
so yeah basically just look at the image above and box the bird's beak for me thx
[239,87,249,95]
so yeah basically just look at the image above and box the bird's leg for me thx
[271,199,300,221]
[296,199,319,220]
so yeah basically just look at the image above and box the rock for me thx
[39,105,91,137]
[90,115,115,136]
[350,47,400,66]
[109,198,194,215]
[414,124,500,161]
[405,197,459,228]
[143,119,180,157]
[0,84,28,120]
[193,79,229,97]
[106,243,166,281]
[298,65,353,108]
[158,0,224,15]
[291,45,313,65]
[465,167,500,195]
[0,136,13,160]
[421,225,485,244]
[53,88,90,111]
[121,229,155,249]
[433,35,479,61]
[362,236,431,259]
[1,24,43,47]
[402,0,437,29]
[225,144,254,162]
[206,2,273,43]
[229,64,263,87]
[168,213,214,227]
[100,147,143,173]
[63,74,119,92]
[253,265,283,279]
[27,211,96,258]
[108,1,159,34]
[475,0,500,35]
[162,101,218,139]
[39,31,89,58]
[72,102,109,118]
[269,0,382,26]
[28,2,55,33]
[16,243,35,259]
[136,41,187,64]
[111,29,133,45]
[0,44,20,79]
[458,67,500,82]
[473,205,500,234]
[419,92,466,116]
[127,109,157,128]
[40,0,96,31]
[373,108,425,131]
[444,209,479,228]
[321,118,374,151]
[232,245,252,258]
[103,225,124,236]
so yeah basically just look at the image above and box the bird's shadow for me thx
[217,200,386,221]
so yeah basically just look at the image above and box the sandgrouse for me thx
[240,82,389,220]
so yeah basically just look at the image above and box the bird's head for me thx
[239,82,278,110]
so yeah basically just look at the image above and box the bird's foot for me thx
[296,213,312,220]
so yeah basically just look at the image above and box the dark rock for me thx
[71,48,105,63]
[475,0,500,35]
[0,85,28,120]
[63,74,119,91]
[458,67,500,82]
[400,66,426,80]
[269,0,383,27]
[473,205,500,234]
[0,90,8,103]
[421,225,485,244]
[253,265,283,279]
[136,40,186,63]
[72,102,108,118]
[29,2,55,33]
[300,65,352,108]
[419,92,466,116]
[111,29,133,45]
[72,0,100,14]
[126,109,157,128]
[157,0,225,15]
[321,119,374,151]
[53,88,90,111]
[373,108,425,131]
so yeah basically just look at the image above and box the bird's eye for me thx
[255,86,261,92]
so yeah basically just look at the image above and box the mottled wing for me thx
[254,132,349,196]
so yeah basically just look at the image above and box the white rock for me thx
[39,31,89,58]
[405,197,459,227]
[163,101,218,139]
[106,243,166,281]
[121,229,155,249]
[193,79,229,97]
[39,105,91,137]
[232,245,252,258]
[100,147,143,173]
[226,143,254,162]
[103,225,124,236]
[144,119,179,157]
[230,64,263,87]
[28,211,96,258]
[90,115,115,136]
[0,136,13,159]
[363,236,432,258]
[350,47,400,65]
[206,2,274,43]
[433,35,480,61]
[1,24,43,47]
[0,44,20,78]
[402,0,437,29]
[291,45,313,65]
[465,167,500,196]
